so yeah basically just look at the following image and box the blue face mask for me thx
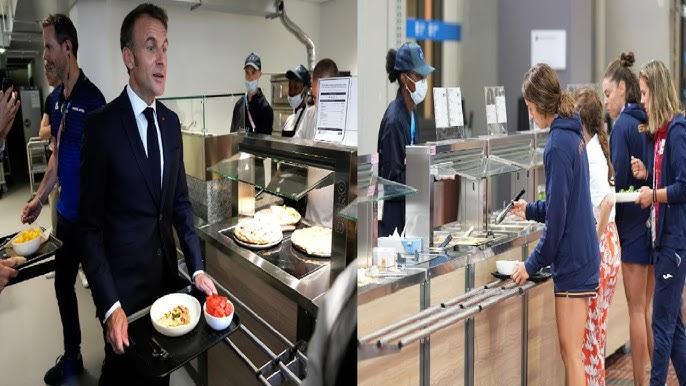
[245,79,258,94]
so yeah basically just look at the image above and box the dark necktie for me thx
[143,107,161,196]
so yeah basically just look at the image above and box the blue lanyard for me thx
[410,113,416,145]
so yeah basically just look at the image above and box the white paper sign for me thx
[315,77,352,143]
[486,104,497,125]
[433,87,449,129]
[531,29,566,70]
[447,87,464,127]
[495,95,507,123]
[342,77,358,147]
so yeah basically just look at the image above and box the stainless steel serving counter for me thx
[196,218,329,316]
[358,224,544,305]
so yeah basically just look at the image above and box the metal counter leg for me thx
[420,279,431,386]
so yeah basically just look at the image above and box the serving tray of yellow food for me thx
[1,227,63,286]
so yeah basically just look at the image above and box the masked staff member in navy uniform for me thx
[631,60,686,386]
[603,51,654,386]
[377,42,433,237]
[510,63,600,386]
[282,64,311,137]
[79,4,216,385]
[230,52,274,135]
[20,14,106,386]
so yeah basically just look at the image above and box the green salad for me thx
[619,186,637,193]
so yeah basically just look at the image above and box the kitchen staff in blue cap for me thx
[377,42,434,237]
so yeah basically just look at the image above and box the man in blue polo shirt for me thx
[20,14,105,386]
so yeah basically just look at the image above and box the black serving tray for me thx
[126,287,240,378]
[1,229,63,286]
[491,266,552,283]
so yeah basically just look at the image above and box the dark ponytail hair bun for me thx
[620,51,635,68]
[386,49,399,83]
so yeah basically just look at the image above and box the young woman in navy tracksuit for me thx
[377,43,434,237]
[510,63,600,386]
[603,51,654,386]
[630,60,686,386]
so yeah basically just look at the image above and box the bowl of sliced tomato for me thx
[203,295,234,331]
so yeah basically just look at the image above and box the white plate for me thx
[233,234,283,250]
[291,242,331,258]
[150,293,201,337]
[616,192,640,203]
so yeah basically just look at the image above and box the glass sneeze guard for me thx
[207,152,333,201]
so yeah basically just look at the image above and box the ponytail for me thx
[386,49,400,83]
[558,91,575,118]
[574,87,615,185]
[522,63,572,117]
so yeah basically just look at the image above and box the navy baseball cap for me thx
[244,52,261,71]
[394,42,434,77]
[286,64,311,87]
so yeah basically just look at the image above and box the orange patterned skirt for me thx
[583,222,621,386]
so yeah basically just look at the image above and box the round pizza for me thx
[291,226,332,257]
[255,205,301,226]
[234,218,283,246]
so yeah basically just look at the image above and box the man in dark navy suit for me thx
[79,4,216,385]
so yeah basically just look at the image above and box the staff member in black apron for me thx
[230,52,274,134]
[377,42,433,236]
[281,64,310,137]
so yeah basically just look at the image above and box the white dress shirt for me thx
[293,104,317,139]
[104,85,203,322]
[282,104,308,135]
[587,134,616,223]
[126,84,164,184]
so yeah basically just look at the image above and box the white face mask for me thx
[288,93,304,109]
[406,76,428,105]
[245,79,258,94]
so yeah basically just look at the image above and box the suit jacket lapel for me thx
[118,87,161,208]
[159,108,173,211]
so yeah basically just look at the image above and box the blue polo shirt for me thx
[50,69,106,222]
[44,88,60,121]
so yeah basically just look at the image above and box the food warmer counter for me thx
[359,134,547,386]
[358,131,631,386]
[196,134,356,385]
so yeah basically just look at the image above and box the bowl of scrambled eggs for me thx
[11,227,43,256]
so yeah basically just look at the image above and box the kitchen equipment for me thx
[495,189,526,224]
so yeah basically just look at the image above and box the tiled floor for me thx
[606,348,680,386]
[0,182,194,386]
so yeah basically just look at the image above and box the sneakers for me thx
[43,353,84,385]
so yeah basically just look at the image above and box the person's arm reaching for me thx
[21,136,58,224]
[524,150,572,276]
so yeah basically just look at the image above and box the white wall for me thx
[460,0,499,135]
[319,0,357,74]
[357,0,402,155]
[70,0,354,104]
[604,0,671,73]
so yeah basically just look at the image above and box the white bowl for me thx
[11,230,43,256]
[203,301,234,331]
[496,260,517,275]
[150,293,201,337]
